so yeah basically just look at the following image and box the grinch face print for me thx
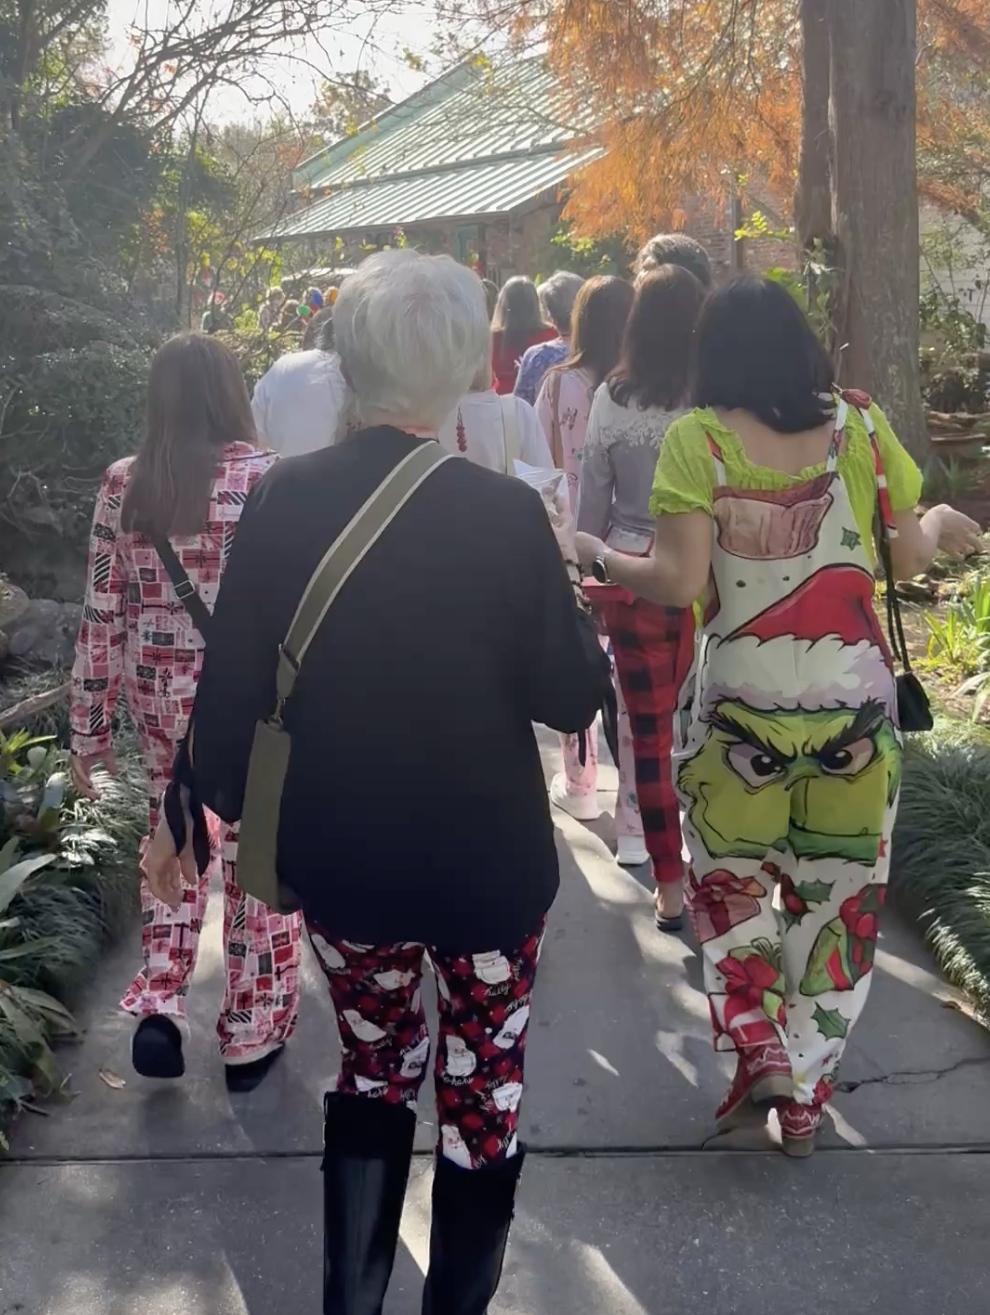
[681,698,899,864]
[679,564,900,865]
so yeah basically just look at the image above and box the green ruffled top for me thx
[649,402,923,567]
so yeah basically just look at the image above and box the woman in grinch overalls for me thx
[576,277,981,1154]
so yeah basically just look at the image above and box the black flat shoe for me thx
[655,907,685,933]
[224,1044,285,1093]
[132,1015,185,1079]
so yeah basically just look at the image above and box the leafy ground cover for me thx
[0,675,145,1146]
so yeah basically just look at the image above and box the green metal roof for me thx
[261,58,603,241]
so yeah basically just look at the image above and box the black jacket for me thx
[184,426,608,951]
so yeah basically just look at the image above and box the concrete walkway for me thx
[3,727,990,1314]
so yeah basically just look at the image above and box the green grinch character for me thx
[679,697,900,864]
[679,565,901,865]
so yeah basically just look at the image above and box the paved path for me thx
[3,728,990,1314]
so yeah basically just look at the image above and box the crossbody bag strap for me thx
[857,405,913,674]
[273,442,450,714]
[499,394,519,475]
[548,369,565,469]
[154,538,213,640]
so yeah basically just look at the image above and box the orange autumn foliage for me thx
[490,0,990,242]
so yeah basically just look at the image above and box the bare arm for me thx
[577,509,712,608]
[886,504,983,580]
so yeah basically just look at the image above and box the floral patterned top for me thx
[534,365,596,513]
[576,383,684,550]
[70,443,276,757]
[513,337,569,406]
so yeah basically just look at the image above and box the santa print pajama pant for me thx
[306,919,545,1168]
[594,596,695,884]
[119,726,303,1063]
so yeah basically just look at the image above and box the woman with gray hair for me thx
[141,249,609,1315]
[514,269,584,405]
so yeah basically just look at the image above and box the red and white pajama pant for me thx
[119,726,303,1063]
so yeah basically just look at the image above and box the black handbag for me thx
[875,507,934,733]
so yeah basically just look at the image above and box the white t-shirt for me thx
[250,350,351,458]
[437,391,553,473]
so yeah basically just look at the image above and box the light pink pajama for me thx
[71,448,302,1062]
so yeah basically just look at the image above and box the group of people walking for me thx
[70,234,981,1313]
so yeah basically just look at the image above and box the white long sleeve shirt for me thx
[251,349,351,457]
[437,390,553,473]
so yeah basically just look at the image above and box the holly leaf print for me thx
[794,878,834,906]
[840,526,861,550]
[781,906,805,932]
[812,1004,849,1040]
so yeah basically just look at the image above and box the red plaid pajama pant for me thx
[592,593,694,884]
[306,918,545,1168]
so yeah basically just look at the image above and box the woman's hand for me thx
[69,748,118,801]
[141,797,197,912]
[931,505,984,558]
[574,532,607,567]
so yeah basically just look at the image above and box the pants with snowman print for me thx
[306,918,545,1168]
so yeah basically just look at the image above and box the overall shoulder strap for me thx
[274,443,449,710]
[499,394,519,474]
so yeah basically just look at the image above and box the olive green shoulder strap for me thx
[273,442,449,716]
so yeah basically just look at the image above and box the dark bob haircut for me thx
[693,276,835,433]
[609,265,705,411]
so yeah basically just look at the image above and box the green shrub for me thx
[0,724,145,1142]
[891,718,990,1022]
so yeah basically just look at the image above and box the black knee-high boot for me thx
[322,1092,417,1315]
[421,1150,526,1315]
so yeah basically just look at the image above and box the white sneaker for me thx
[549,772,601,821]
[616,836,650,867]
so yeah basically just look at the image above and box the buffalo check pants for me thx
[119,725,302,1062]
[594,596,695,885]
[306,919,546,1168]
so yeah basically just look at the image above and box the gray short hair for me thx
[634,233,712,288]
[333,250,490,429]
[539,270,585,333]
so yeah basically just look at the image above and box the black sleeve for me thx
[516,491,610,734]
[183,470,297,822]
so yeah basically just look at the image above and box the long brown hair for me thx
[608,266,705,410]
[121,332,257,539]
[492,277,549,356]
[566,275,635,388]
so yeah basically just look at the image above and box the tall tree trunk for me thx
[828,0,929,461]
[795,0,832,251]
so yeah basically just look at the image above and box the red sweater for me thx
[491,325,558,395]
